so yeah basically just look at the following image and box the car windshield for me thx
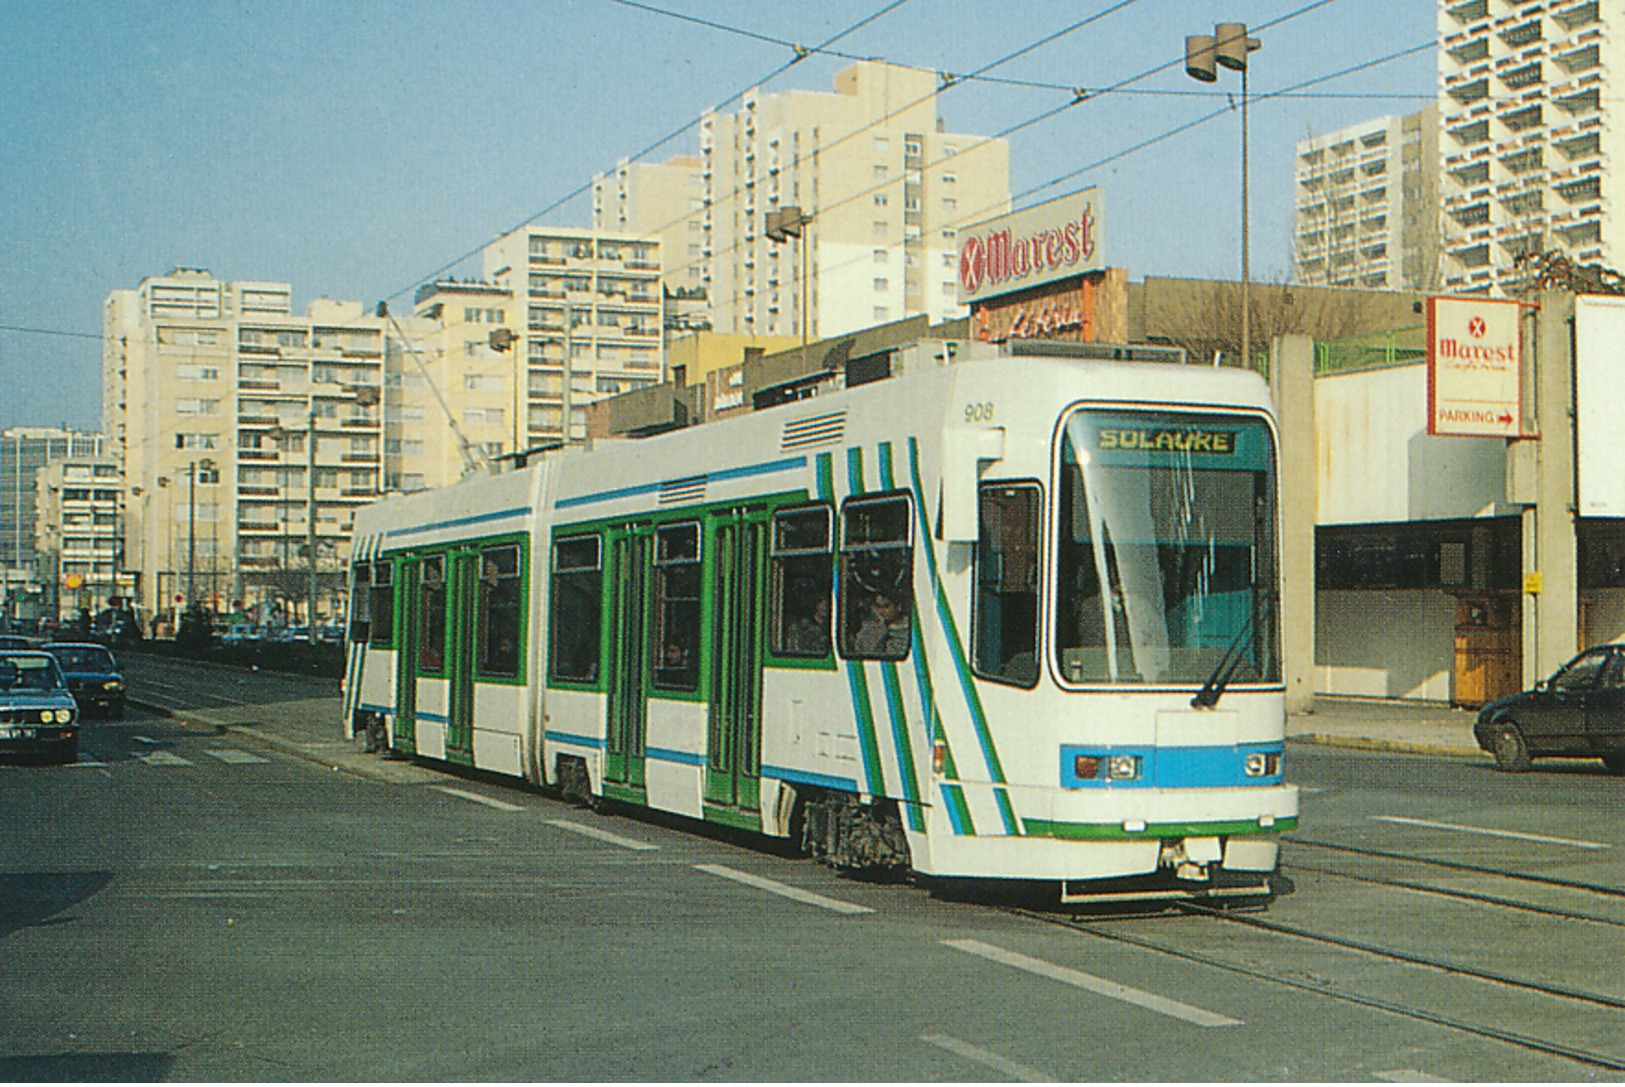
[52,647,116,671]
[0,656,64,691]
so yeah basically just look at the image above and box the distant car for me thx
[0,636,31,651]
[221,624,263,646]
[43,642,126,720]
[1475,643,1625,774]
[0,650,79,762]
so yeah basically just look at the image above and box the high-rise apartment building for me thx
[1295,106,1441,290]
[33,456,123,622]
[385,226,665,493]
[594,60,1010,340]
[1439,0,1621,294]
[1,428,105,624]
[105,268,385,627]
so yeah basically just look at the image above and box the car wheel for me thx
[1602,752,1625,776]
[1492,721,1532,772]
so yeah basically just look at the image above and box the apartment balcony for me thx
[237,413,278,426]
[340,452,379,464]
[1552,0,1600,30]
[237,486,280,498]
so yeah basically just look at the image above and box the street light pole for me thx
[306,405,317,642]
[1186,22,1260,370]
[187,460,197,608]
[765,206,812,374]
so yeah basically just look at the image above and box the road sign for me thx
[1427,296,1524,438]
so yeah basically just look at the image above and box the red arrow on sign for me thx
[1498,412,1514,426]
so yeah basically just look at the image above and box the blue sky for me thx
[0,0,1437,432]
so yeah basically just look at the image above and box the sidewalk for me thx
[148,691,1492,782]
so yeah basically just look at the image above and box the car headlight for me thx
[39,710,53,724]
[55,708,73,724]
[103,680,124,691]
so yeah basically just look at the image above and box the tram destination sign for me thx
[957,188,1104,305]
[1426,296,1524,439]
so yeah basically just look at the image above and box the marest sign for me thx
[1426,296,1525,439]
[957,189,1104,306]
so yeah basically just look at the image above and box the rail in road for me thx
[120,650,338,715]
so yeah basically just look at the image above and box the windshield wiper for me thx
[1191,593,1274,709]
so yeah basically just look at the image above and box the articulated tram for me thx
[343,343,1297,903]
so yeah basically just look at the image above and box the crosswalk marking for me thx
[140,751,193,767]
[1375,1071,1453,1083]
[545,819,660,851]
[695,863,874,915]
[432,786,526,812]
[206,748,270,765]
[921,1034,1048,1082]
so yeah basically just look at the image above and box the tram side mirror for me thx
[940,426,1005,542]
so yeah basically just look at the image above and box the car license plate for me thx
[0,727,36,740]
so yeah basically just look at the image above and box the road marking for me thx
[206,748,270,765]
[943,939,1242,1027]
[140,752,193,767]
[432,786,525,812]
[1372,815,1610,850]
[695,864,874,915]
[920,1033,1048,1082]
[1375,1071,1453,1083]
[544,818,660,851]
[68,761,109,768]
[132,735,159,745]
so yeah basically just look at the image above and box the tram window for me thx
[771,504,833,658]
[369,560,394,648]
[838,493,913,661]
[973,483,1041,687]
[419,555,446,673]
[478,544,522,678]
[652,522,701,691]
[550,535,601,683]
[348,563,371,644]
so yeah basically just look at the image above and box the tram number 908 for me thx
[964,402,996,423]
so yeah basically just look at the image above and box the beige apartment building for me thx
[33,456,123,622]
[594,59,1010,341]
[105,268,385,628]
[1439,0,1622,294]
[385,225,666,492]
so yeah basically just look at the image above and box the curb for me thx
[1289,733,1489,760]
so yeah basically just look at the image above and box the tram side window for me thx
[348,563,371,644]
[839,493,913,661]
[369,560,394,649]
[771,505,834,658]
[973,483,1041,688]
[478,544,522,678]
[550,535,601,683]
[419,555,446,673]
[652,522,701,691]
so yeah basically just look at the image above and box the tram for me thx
[342,341,1297,902]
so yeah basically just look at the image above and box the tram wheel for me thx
[1491,722,1532,772]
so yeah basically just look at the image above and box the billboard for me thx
[1426,295,1524,438]
[1575,296,1625,517]
[957,189,1103,305]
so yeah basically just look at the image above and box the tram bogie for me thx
[342,344,1298,902]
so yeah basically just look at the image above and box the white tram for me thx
[343,342,1298,902]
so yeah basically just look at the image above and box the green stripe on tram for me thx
[876,442,924,832]
[841,446,886,797]
[1021,816,1299,841]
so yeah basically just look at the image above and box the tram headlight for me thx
[1106,755,1141,781]
[1245,752,1282,777]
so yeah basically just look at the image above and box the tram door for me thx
[705,508,767,812]
[605,528,650,790]
[392,558,420,751]
[445,550,478,766]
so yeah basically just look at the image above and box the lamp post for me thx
[1186,22,1260,370]
[765,206,813,374]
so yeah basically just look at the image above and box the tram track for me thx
[1003,898,1625,1074]
[1284,835,1625,897]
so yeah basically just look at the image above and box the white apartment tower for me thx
[105,269,385,627]
[1439,0,1622,294]
[1295,106,1441,290]
[594,60,1010,340]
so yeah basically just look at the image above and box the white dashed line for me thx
[432,786,525,812]
[140,752,193,767]
[206,748,270,765]
[1372,815,1609,850]
[1375,1070,1454,1082]
[695,864,874,915]
[544,818,660,851]
[921,1033,1048,1082]
[943,939,1242,1027]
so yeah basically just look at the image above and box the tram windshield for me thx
[1055,408,1279,687]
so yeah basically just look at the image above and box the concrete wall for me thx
[1584,588,1625,649]
[1315,588,1456,701]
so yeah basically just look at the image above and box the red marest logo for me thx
[1467,316,1487,338]
[959,206,1095,297]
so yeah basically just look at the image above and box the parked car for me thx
[221,624,264,646]
[43,642,126,720]
[0,635,32,651]
[1475,643,1625,774]
[0,650,79,762]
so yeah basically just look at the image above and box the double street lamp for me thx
[765,205,813,374]
[1186,22,1260,370]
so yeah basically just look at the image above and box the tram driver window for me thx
[972,483,1041,687]
[348,562,371,644]
[652,523,701,691]
[478,544,522,679]
[771,504,833,658]
[838,493,913,661]
[369,560,394,649]
[550,535,602,683]
[419,555,446,673]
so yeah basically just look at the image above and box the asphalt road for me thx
[1,670,1622,1081]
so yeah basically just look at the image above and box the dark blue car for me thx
[44,642,127,720]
